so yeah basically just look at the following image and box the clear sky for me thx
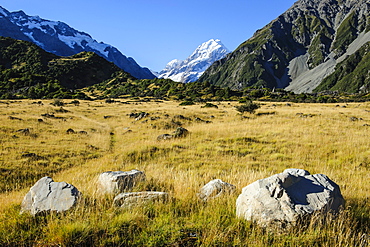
[2,0,297,72]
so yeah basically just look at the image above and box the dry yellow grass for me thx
[0,99,369,246]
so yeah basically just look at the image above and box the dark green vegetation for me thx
[332,12,366,57]
[315,42,370,93]
[235,101,260,115]
[0,36,131,99]
[88,78,242,101]
[1,35,369,103]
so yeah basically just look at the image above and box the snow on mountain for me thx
[158,39,229,83]
[0,6,8,17]
[0,6,155,79]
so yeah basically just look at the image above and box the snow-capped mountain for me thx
[0,6,155,79]
[158,39,229,83]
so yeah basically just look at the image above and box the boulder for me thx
[113,191,169,207]
[236,169,345,228]
[21,177,81,215]
[66,128,75,134]
[157,127,189,141]
[198,179,236,201]
[172,127,189,138]
[98,170,146,194]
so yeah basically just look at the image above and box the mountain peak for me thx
[158,39,229,83]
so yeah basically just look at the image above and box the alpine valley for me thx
[0,0,370,100]
[0,6,155,79]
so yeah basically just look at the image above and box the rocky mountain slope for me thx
[0,6,155,79]
[158,39,229,83]
[199,0,370,93]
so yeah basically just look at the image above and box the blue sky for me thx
[2,0,296,72]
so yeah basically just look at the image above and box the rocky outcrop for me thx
[113,191,169,208]
[198,179,236,201]
[236,169,344,228]
[21,177,81,215]
[98,170,146,194]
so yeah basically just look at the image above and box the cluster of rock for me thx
[129,112,149,121]
[21,168,344,230]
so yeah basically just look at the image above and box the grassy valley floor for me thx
[0,99,369,246]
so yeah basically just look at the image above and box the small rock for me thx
[157,127,189,141]
[16,128,30,135]
[198,179,236,201]
[8,116,22,120]
[66,128,75,134]
[113,191,169,207]
[174,115,191,121]
[135,112,149,121]
[157,133,173,141]
[98,170,146,194]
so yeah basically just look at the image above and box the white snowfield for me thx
[13,14,112,58]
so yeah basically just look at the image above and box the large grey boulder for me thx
[198,179,236,201]
[113,191,169,208]
[98,170,146,194]
[236,169,345,228]
[21,177,81,215]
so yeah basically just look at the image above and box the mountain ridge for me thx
[0,6,155,79]
[199,0,370,93]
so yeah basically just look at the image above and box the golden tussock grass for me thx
[0,99,369,246]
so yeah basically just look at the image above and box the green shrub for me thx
[235,101,260,114]
[179,101,194,106]
[51,99,64,106]
[201,103,218,108]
